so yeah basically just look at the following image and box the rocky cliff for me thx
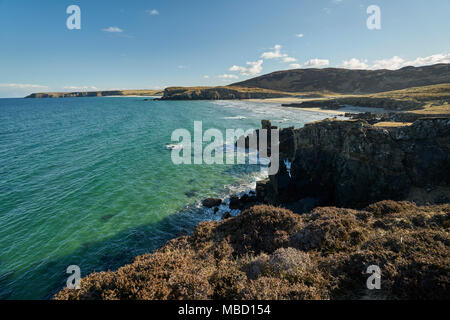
[258,117,450,208]
[160,86,293,100]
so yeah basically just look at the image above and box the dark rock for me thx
[202,198,222,208]
[282,100,343,110]
[222,212,232,219]
[297,198,320,213]
[214,207,219,214]
[238,194,258,210]
[229,195,241,209]
[268,117,450,208]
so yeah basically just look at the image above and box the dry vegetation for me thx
[281,83,450,116]
[373,122,413,127]
[55,202,450,300]
[369,83,450,115]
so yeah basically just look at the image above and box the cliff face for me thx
[231,63,450,94]
[261,117,450,208]
[25,90,163,98]
[161,86,291,100]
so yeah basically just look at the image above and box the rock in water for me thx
[202,198,222,208]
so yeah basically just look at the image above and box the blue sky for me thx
[0,0,449,97]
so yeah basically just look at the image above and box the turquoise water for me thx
[0,97,331,299]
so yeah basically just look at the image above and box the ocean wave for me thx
[223,116,247,120]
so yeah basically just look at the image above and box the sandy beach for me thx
[244,97,347,115]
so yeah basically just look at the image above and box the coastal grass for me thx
[276,83,450,116]
[373,122,413,127]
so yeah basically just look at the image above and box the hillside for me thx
[231,63,450,94]
[25,89,163,99]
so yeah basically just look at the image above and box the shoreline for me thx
[242,97,348,115]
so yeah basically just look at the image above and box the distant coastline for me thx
[25,89,163,99]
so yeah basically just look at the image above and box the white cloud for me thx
[146,9,159,15]
[203,75,209,79]
[218,74,239,80]
[102,27,123,33]
[229,60,263,76]
[0,83,50,98]
[295,33,304,38]
[303,58,330,67]
[0,83,48,89]
[283,57,297,63]
[403,53,450,67]
[339,53,450,71]
[63,86,99,91]
[340,58,369,69]
[371,56,405,70]
[261,45,287,60]
[289,63,302,69]
[260,45,297,65]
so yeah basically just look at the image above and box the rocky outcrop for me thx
[160,86,290,100]
[283,97,425,111]
[345,111,450,124]
[202,198,222,208]
[261,117,450,208]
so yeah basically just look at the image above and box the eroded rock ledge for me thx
[258,117,450,208]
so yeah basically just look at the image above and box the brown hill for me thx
[231,63,450,94]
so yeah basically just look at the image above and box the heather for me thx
[55,201,449,300]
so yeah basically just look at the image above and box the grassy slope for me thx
[280,83,450,115]
[369,83,450,114]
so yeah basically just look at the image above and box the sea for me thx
[0,97,337,299]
